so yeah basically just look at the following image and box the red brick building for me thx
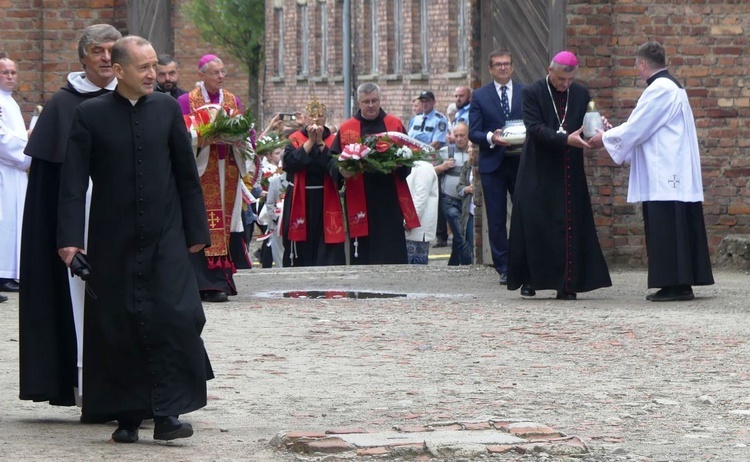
[264,0,750,265]
[2,0,747,265]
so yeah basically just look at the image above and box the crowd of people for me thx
[0,24,713,444]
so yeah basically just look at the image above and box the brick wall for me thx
[568,0,750,264]
[0,0,248,123]
[0,0,127,118]
[263,0,473,130]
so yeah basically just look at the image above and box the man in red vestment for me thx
[331,83,414,264]
[177,55,251,302]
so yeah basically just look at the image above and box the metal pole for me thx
[343,0,352,119]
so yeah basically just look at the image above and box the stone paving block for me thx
[301,437,353,453]
[487,444,516,454]
[326,427,368,435]
[392,425,431,433]
[357,446,390,456]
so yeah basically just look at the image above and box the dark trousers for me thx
[480,156,519,274]
[441,195,471,265]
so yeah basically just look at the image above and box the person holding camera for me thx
[58,36,212,443]
[435,122,472,266]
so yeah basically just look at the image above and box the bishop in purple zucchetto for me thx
[552,51,579,67]
[198,54,218,69]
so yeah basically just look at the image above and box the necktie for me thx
[500,86,510,120]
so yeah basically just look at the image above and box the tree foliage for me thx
[183,0,265,111]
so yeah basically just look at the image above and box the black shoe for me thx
[498,272,508,285]
[432,240,448,248]
[0,294,7,303]
[0,280,19,292]
[649,286,694,302]
[520,285,536,298]
[556,291,577,300]
[201,291,228,303]
[112,419,141,443]
[153,416,193,441]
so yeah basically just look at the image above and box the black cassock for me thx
[19,83,110,406]
[331,110,409,265]
[508,79,611,294]
[282,127,345,267]
[58,91,213,417]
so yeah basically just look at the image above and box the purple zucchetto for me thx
[198,54,219,69]
[552,51,579,67]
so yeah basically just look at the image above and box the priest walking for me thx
[58,36,212,443]
[591,41,714,301]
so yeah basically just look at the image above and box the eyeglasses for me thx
[491,62,512,68]
[0,70,18,76]
[205,69,228,78]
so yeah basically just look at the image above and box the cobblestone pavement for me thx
[1,264,749,461]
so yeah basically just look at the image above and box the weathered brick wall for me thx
[568,0,750,264]
[0,0,248,123]
[263,0,473,130]
[0,0,127,118]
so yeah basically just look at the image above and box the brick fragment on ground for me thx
[273,418,588,458]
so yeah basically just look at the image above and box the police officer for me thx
[408,91,448,150]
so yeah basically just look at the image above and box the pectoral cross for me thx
[668,175,680,188]
[208,211,222,228]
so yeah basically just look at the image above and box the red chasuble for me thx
[337,116,421,237]
[286,131,345,244]
[188,88,239,265]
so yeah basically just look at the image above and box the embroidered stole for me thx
[338,115,420,238]
[188,87,239,261]
[287,131,345,244]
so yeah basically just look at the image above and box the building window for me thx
[320,0,328,76]
[274,7,284,76]
[362,0,378,74]
[456,0,467,71]
[388,0,403,74]
[420,0,428,73]
[297,3,310,76]
[330,0,343,76]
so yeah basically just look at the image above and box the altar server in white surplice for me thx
[0,56,31,290]
[590,41,714,302]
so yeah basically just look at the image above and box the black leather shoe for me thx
[153,416,193,441]
[0,294,7,303]
[498,272,508,285]
[556,291,577,300]
[201,291,228,303]
[112,419,141,443]
[0,280,19,292]
[432,240,448,248]
[520,285,536,298]
[649,286,694,302]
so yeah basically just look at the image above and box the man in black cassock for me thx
[507,51,611,300]
[19,24,121,416]
[58,36,212,443]
[331,82,410,265]
[282,98,346,266]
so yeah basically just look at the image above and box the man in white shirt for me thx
[591,41,714,301]
[0,55,31,293]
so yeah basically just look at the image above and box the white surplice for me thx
[0,89,31,279]
[602,76,704,203]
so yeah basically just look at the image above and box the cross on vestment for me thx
[208,211,222,228]
[668,175,680,188]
